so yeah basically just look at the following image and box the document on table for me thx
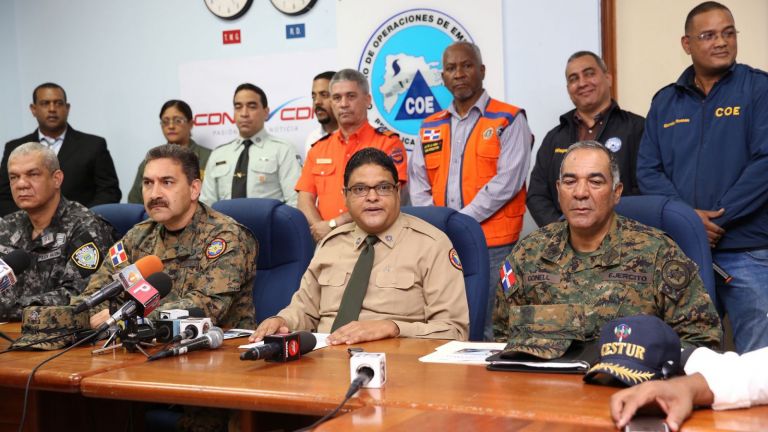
[419,341,505,365]
[238,333,330,351]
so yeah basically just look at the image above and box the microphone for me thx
[73,255,163,313]
[240,331,316,362]
[154,308,209,343]
[97,272,172,333]
[0,249,32,292]
[147,327,223,361]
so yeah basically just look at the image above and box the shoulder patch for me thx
[390,147,404,165]
[72,242,100,270]
[206,238,227,260]
[109,241,128,267]
[449,248,463,271]
[662,260,692,291]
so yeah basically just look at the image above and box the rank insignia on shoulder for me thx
[109,241,128,267]
[449,248,463,271]
[206,238,227,260]
[72,242,100,270]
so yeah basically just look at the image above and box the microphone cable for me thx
[293,366,373,432]
[17,330,101,432]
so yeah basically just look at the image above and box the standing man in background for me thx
[0,82,121,216]
[296,69,408,243]
[201,83,301,207]
[409,41,532,340]
[637,1,768,353]
[527,51,644,227]
[304,71,338,158]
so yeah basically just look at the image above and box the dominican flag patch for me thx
[421,128,441,142]
[499,259,515,294]
[109,241,128,267]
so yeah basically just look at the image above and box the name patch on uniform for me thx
[37,249,62,262]
[316,158,332,165]
[109,241,128,267]
[525,272,561,284]
[448,248,462,271]
[663,118,690,128]
[206,238,227,260]
[422,140,443,155]
[603,271,651,283]
[554,148,568,154]
[72,242,100,270]
[215,161,227,166]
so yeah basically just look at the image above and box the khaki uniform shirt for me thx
[493,214,722,350]
[200,130,301,207]
[76,203,257,328]
[278,213,469,340]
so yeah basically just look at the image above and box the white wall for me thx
[0,0,601,227]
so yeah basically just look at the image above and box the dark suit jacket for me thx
[0,125,122,216]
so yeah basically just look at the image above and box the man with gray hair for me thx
[0,142,116,321]
[528,51,644,227]
[296,68,408,242]
[492,141,721,357]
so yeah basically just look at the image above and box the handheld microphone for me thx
[97,272,172,333]
[0,249,32,292]
[240,331,316,362]
[73,255,163,313]
[147,327,223,361]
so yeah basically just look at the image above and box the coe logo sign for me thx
[358,8,473,149]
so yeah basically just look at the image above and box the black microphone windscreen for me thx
[145,272,173,297]
[3,249,31,274]
[297,331,317,354]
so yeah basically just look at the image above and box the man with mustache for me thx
[296,69,408,242]
[80,144,257,330]
[527,51,644,227]
[493,141,721,358]
[0,83,121,216]
[253,148,467,345]
[303,71,338,158]
[201,83,301,207]
[637,1,768,353]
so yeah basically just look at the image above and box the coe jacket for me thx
[638,63,768,251]
[527,102,644,227]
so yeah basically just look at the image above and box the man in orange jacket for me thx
[409,42,532,340]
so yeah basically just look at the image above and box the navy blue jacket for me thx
[638,63,768,250]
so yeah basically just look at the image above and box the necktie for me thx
[231,139,252,198]
[331,235,379,332]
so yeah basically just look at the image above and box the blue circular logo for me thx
[358,9,473,149]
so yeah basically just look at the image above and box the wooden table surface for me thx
[78,337,768,431]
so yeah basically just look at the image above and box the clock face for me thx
[204,0,253,20]
[270,0,318,16]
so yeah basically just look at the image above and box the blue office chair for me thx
[401,206,489,341]
[615,195,721,316]
[212,198,314,323]
[90,203,148,237]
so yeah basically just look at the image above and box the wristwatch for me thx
[328,219,337,229]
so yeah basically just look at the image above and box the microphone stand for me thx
[90,317,156,356]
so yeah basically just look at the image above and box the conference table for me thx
[1,323,767,431]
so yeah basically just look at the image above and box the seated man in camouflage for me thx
[493,141,721,357]
[0,142,116,321]
[80,144,257,330]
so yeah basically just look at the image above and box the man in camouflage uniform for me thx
[80,144,257,330]
[0,142,116,321]
[493,141,721,357]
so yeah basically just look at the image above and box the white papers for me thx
[238,333,330,351]
[419,341,505,365]
[223,329,254,340]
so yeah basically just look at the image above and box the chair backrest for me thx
[212,198,314,323]
[90,203,148,237]
[401,206,489,341]
[615,195,720,315]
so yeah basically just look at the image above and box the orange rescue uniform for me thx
[296,122,407,220]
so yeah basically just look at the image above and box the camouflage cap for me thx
[11,305,90,351]
[584,314,681,387]
[500,304,587,360]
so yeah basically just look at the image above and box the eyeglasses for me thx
[345,182,398,197]
[688,28,738,42]
[160,118,188,127]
